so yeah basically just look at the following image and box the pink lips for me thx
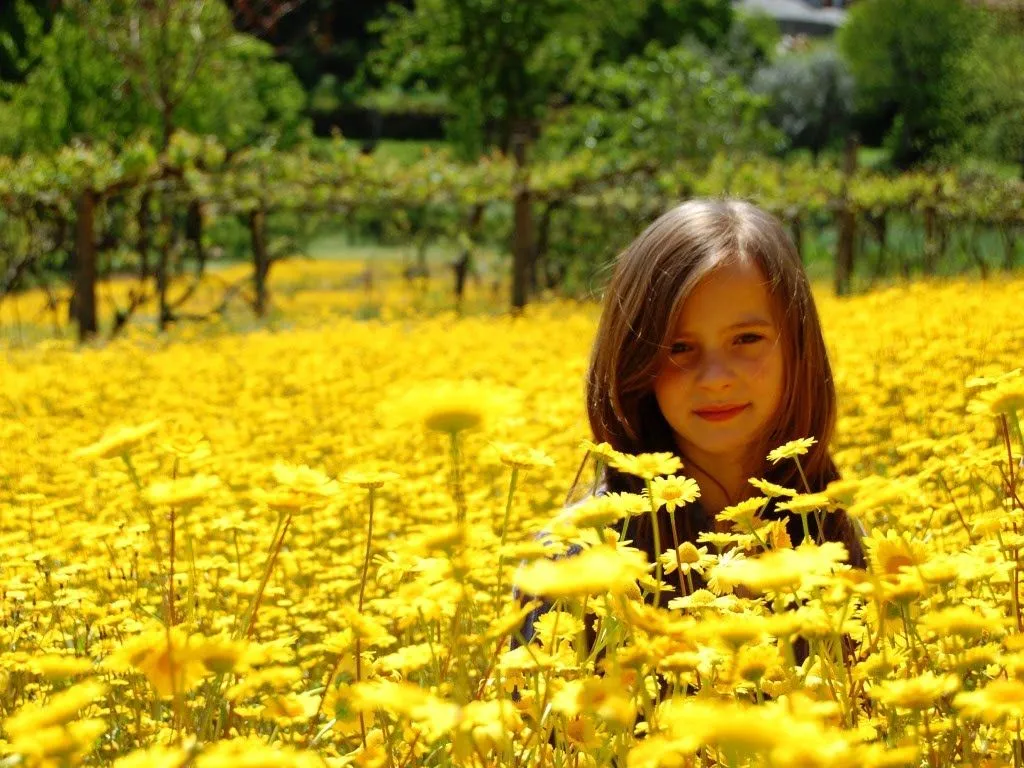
[693,404,749,422]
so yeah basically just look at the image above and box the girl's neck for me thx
[678,448,759,519]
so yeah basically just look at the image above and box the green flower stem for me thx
[309,486,376,748]
[667,507,687,597]
[793,456,812,493]
[448,431,467,525]
[495,466,519,608]
[239,510,293,640]
[122,451,164,563]
[799,512,811,543]
[645,480,663,608]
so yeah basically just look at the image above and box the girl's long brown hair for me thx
[581,198,865,579]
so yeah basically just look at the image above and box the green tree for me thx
[838,0,982,169]
[958,9,1024,176]
[0,0,310,155]
[539,41,779,166]
[362,0,745,310]
[752,47,854,161]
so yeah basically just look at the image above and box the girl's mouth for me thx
[693,404,749,422]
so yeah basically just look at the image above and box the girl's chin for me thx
[681,430,757,459]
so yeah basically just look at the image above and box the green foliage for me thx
[0,0,51,81]
[838,0,983,169]
[0,6,150,155]
[364,0,603,159]
[538,42,780,166]
[591,0,735,65]
[363,0,747,160]
[0,0,310,156]
[720,9,781,81]
[752,47,854,159]
[957,11,1024,174]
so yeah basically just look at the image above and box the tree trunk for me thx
[157,196,172,331]
[453,205,484,309]
[868,210,888,278]
[536,201,560,290]
[73,189,99,341]
[1002,224,1018,271]
[186,200,206,279]
[251,208,269,317]
[834,134,859,296]
[923,206,938,276]
[137,189,153,281]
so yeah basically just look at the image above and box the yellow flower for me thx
[658,542,714,577]
[954,678,1024,723]
[716,496,769,530]
[766,437,818,464]
[143,473,221,508]
[579,439,622,463]
[610,451,683,480]
[824,478,861,506]
[748,477,797,498]
[735,643,782,683]
[668,589,739,612]
[485,599,544,641]
[193,736,324,768]
[4,679,108,736]
[28,654,95,680]
[864,530,928,577]
[531,610,585,649]
[379,379,521,434]
[715,542,849,594]
[191,634,260,675]
[489,441,555,469]
[919,605,1007,640]
[374,642,435,675]
[341,469,400,488]
[103,626,209,698]
[452,699,523,761]
[967,371,1024,417]
[553,676,636,728]
[247,488,309,515]
[259,691,321,723]
[513,544,650,598]
[562,493,646,529]
[113,744,191,768]
[270,462,341,496]
[869,671,959,710]
[776,492,835,515]
[158,432,212,461]
[71,419,162,460]
[10,717,107,763]
[985,379,1024,416]
[350,680,459,742]
[648,475,701,512]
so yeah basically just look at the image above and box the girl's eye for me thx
[736,333,764,345]
[669,342,693,355]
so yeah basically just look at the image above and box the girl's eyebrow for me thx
[671,315,774,335]
[672,317,774,338]
[727,318,773,330]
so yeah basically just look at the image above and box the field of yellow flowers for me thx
[1,260,1024,767]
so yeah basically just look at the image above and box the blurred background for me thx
[0,0,1021,343]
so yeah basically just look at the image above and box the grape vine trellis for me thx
[1,132,1021,342]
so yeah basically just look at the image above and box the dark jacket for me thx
[509,490,867,657]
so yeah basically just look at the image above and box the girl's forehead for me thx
[674,260,777,328]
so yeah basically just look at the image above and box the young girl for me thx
[511,197,866,650]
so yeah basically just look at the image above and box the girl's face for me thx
[652,258,785,469]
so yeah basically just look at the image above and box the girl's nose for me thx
[696,351,736,389]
